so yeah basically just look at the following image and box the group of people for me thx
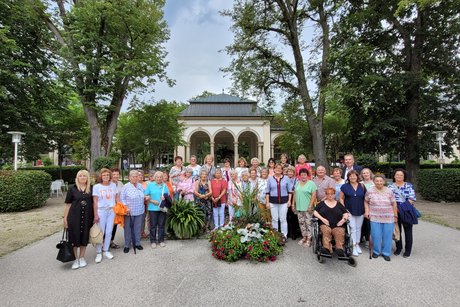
[63,153,417,270]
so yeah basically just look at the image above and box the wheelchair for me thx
[311,217,357,267]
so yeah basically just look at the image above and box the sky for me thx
[139,0,235,105]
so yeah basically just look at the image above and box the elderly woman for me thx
[120,170,147,253]
[177,167,195,202]
[313,187,349,256]
[257,168,271,223]
[211,168,227,229]
[64,170,94,270]
[227,169,242,223]
[332,168,345,201]
[194,170,213,230]
[169,156,184,200]
[388,168,416,258]
[295,154,312,180]
[360,168,374,246]
[340,170,366,256]
[145,171,170,248]
[188,155,201,181]
[293,168,317,247]
[364,174,397,261]
[202,154,216,181]
[93,168,119,263]
[265,163,293,241]
[235,157,249,180]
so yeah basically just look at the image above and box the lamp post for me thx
[7,131,25,171]
[434,131,447,169]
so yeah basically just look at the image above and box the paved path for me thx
[0,221,459,307]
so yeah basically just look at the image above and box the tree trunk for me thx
[404,7,425,188]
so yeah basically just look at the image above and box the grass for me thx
[420,214,453,229]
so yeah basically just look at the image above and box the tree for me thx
[43,0,172,170]
[0,0,61,162]
[334,0,460,183]
[222,0,338,168]
[115,101,186,168]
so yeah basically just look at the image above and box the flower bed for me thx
[209,223,283,263]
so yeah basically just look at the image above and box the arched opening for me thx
[189,131,211,164]
[214,130,235,165]
[273,136,283,162]
[238,131,259,163]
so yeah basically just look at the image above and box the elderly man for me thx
[341,154,363,180]
[313,165,335,201]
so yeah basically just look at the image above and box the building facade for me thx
[176,94,284,166]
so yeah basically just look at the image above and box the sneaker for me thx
[79,258,87,268]
[403,253,410,258]
[123,247,130,253]
[356,245,362,254]
[383,255,391,261]
[159,242,166,247]
[135,245,143,250]
[103,251,114,260]
[151,243,157,249]
[372,253,379,259]
[71,259,79,270]
[95,253,102,263]
[352,247,359,257]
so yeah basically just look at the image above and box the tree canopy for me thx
[44,0,172,170]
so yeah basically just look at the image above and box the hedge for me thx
[373,163,460,177]
[0,170,52,212]
[19,166,84,184]
[418,169,460,202]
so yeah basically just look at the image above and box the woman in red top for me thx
[211,168,228,229]
[295,154,312,179]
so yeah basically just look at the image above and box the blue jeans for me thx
[124,214,143,248]
[370,221,394,257]
[149,211,166,243]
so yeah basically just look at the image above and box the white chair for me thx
[50,180,63,197]
[56,179,68,192]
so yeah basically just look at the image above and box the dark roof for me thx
[180,93,268,117]
[189,93,255,103]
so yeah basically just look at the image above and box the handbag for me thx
[159,184,173,213]
[89,223,104,247]
[56,229,76,263]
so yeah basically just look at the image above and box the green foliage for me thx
[44,0,172,168]
[0,0,63,161]
[167,199,205,239]
[115,101,185,166]
[93,157,116,172]
[19,166,84,184]
[209,224,283,262]
[418,169,460,202]
[356,154,379,172]
[0,171,52,212]
[233,183,261,225]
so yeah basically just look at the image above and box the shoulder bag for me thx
[56,229,76,263]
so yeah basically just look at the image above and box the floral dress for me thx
[195,181,211,222]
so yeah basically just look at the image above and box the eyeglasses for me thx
[325,193,335,195]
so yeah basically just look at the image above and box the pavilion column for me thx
[234,142,239,167]
[258,142,263,163]
[210,141,215,159]
[185,142,191,162]
[271,144,275,159]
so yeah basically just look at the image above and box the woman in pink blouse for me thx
[364,174,398,261]
[177,168,195,202]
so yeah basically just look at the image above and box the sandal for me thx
[110,242,120,249]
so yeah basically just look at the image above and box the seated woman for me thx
[313,187,349,256]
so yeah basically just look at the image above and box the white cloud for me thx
[137,0,234,105]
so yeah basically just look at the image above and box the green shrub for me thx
[19,166,84,184]
[0,170,52,212]
[418,169,460,202]
[373,162,460,178]
[356,154,379,172]
[167,199,205,239]
[93,157,117,171]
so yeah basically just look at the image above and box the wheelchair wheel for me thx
[348,257,357,267]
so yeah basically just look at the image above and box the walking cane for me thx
[368,217,372,259]
[130,213,136,255]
